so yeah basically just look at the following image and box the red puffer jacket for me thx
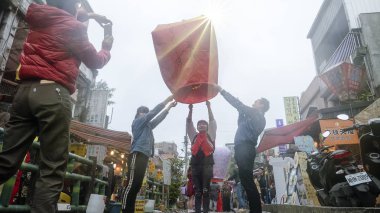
[19,3,111,94]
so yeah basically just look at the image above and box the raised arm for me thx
[217,86,253,115]
[67,25,113,69]
[186,104,197,141]
[133,95,173,132]
[206,101,217,141]
[150,101,177,129]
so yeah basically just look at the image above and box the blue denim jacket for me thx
[131,102,169,157]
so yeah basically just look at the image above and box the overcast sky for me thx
[86,0,324,155]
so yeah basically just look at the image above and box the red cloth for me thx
[256,114,319,153]
[10,153,30,204]
[152,16,219,104]
[186,176,194,197]
[216,191,223,212]
[19,4,111,94]
[191,132,214,157]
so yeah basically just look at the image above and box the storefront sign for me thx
[294,136,316,154]
[319,119,359,145]
[162,159,171,185]
[283,97,300,125]
[135,197,145,213]
[276,118,287,154]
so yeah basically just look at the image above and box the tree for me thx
[169,156,184,206]
[94,80,115,105]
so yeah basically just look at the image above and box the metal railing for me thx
[321,32,363,74]
[145,178,169,208]
[0,141,112,212]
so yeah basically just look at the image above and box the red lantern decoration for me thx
[320,62,364,101]
[152,16,219,104]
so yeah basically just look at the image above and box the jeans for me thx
[235,145,261,213]
[236,182,247,208]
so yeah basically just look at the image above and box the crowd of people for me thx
[0,0,270,213]
[122,90,269,213]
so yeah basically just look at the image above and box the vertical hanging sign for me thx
[276,119,287,154]
[281,96,301,153]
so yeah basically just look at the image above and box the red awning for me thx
[256,115,319,153]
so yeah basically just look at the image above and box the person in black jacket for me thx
[217,86,269,213]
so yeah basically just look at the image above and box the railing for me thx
[145,178,169,208]
[0,141,112,212]
[321,32,363,74]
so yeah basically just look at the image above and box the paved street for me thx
[176,210,271,213]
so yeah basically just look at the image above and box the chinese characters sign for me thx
[319,119,359,145]
[283,96,300,125]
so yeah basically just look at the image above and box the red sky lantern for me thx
[152,16,219,104]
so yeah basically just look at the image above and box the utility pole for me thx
[183,134,189,181]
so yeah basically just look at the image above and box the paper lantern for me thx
[152,16,219,104]
[320,62,364,101]
[212,147,231,179]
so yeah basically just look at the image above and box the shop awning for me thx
[256,114,319,153]
[70,120,131,153]
[354,98,380,124]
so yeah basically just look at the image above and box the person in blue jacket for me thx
[217,85,269,213]
[121,95,176,213]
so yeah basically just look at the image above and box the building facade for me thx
[86,89,110,128]
[301,0,380,119]
[155,141,178,157]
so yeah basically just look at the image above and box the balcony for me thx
[320,32,363,74]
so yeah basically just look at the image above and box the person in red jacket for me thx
[186,101,217,213]
[0,0,113,212]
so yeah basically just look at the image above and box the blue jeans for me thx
[236,182,247,208]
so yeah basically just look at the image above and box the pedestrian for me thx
[121,96,176,213]
[217,86,270,213]
[186,166,195,209]
[187,101,217,213]
[0,0,113,212]
[209,181,220,211]
[222,181,232,212]
[228,164,247,209]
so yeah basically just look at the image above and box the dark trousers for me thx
[0,82,72,213]
[235,145,261,213]
[121,152,149,213]
[192,164,213,213]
